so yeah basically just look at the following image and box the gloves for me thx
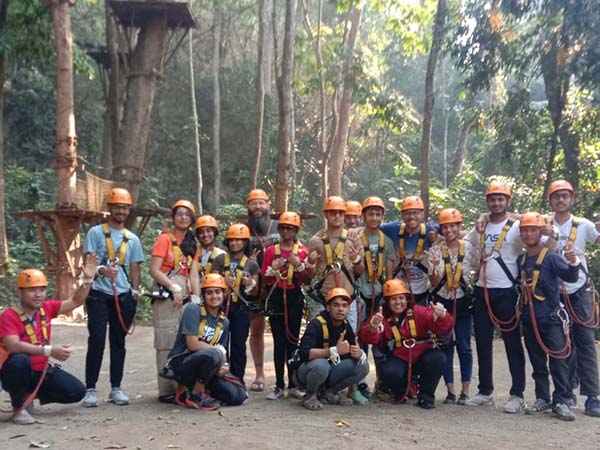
[328,347,341,366]
[358,350,368,366]
[214,344,227,359]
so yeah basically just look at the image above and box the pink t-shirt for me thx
[0,300,61,371]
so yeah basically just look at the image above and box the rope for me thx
[482,260,520,332]
[561,281,600,329]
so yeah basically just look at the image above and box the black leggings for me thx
[268,287,304,389]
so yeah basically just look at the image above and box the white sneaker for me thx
[503,395,525,413]
[266,387,284,400]
[82,388,98,407]
[13,409,35,425]
[288,387,306,399]
[465,393,494,406]
[109,387,129,405]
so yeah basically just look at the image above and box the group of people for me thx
[1,180,599,425]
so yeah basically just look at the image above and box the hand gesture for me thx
[103,264,119,280]
[432,302,447,321]
[564,249,578,265]
[349,344,363,359]
[475,214,489,233]
[428,228,439,245]
[51,344,72,362]
[307,250,320,265]
[288,253,301,268]
[539,223,553,237]
[348,245,361,265]
[173,291,184,309]
[217,363,229,378]
[272,257,285,271]
[250,248,260,261]
[82,253,98,280]
[335,330,350,355]
[424,249,440,268]
[369,306,384,331]
[224,273,235,288]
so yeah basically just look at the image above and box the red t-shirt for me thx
[151,232,198,274]
[0,300,62,371]
[261,243,308,289]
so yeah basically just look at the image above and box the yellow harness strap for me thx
[565,217,579,251]
[168,233,193,269]
[103,223,129,265]
[224,253,248,302]
[399,223,426,261]
[316,315,330,349]
[200,247,218,274]
[480,219,513,256]
[361,230,384,281]
[388,309,418,349]
[321,230,347,265]
[198,305,226,345]
[275,243,300,285]
[520,247,549,303]
[11,306,48,345]
[442,241,465,289]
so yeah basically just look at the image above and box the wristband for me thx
[328,346,341,365]
[131,289,140,297]
[96,265,106,276]
[244,278,257,294]
[43,345,52,357]
[296,262,306,273]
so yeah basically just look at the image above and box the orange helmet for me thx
[548,180,575,198]
[323,196,347,212]
[401,196,425,211]
[226,223,250,240]
[485,182,512,198]
[17,269,48,289]
[383,279,409,297]
[325,287,352,304]
[247,189,269,204]
[202,273,227,290]
[438,208,463,225]
[345,201,362,216]
[106,188,132,205]
[519,212,544,228]
[362,196,386,213]
[195,215,218,230]
[278,211,302,228]
[172,199,196,216]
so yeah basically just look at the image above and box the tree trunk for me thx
[52,0,78,209]
[419,0,446,219]
[111,15,167,202]
[211,1,221,209]
[189,29,203,214]
[0,0,9,276]
[251,0,267,189]
[101,0,119,179]
[329,4,362,196]
[453,120,472,177]
[273,0,297,212]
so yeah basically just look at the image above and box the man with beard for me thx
[545,180,600,417]
[82,188,144,408]
[245,189,280,392]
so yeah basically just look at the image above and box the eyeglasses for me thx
[175,212,192,218]
[402,210,422,217]
[279,225,297,231]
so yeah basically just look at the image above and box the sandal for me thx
[303,395,323,410]
[319,391,353,406]
[250,380,265,392]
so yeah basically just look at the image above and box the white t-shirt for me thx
[465,219,524,289]
[201,247,225,266]
[552,215,600,294]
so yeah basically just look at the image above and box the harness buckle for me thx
[402,338,416,349]
[331,260,342,273]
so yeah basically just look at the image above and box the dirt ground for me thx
[2,322,600,450]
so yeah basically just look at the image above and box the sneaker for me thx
[444,393,457,404]
[584,397,600,417]
[12,409,35,425]
[465,393,494,406]
[109,387,129,406]
[288,387,306,399]
[525,398,551,415]
[553,403,576,421]
[82,388,98,407]
[457,393,469,405]
[417,397,435,409]
[351,389,369,405]
[565,394,578,408]
[266,387,284,400]
[503,395,525,414]
[358,382,372,399]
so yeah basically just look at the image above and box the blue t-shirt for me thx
[84,224,145,295]
[518,250,578,323]
[380,221,439,252]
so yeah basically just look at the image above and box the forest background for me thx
[0,0,598,314]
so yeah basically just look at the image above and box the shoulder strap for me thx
[316,315,330,349]
[11,305,48,345]
[566,217,579,250]
[103,223,128,265]
[520,248,549,302]
[399,223,426,261]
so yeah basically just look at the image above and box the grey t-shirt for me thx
[168,304,229,358]
[355,230,397,298]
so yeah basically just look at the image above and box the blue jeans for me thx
[442,313,473,386]
[294,358,369,395]
[0,353,85,408]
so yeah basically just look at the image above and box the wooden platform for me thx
[110,0,197,29]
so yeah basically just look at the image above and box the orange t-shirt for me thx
[151,233,197,273]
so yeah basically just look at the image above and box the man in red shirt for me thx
[0,254,97,424]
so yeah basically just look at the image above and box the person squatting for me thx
[1,182,599,425]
